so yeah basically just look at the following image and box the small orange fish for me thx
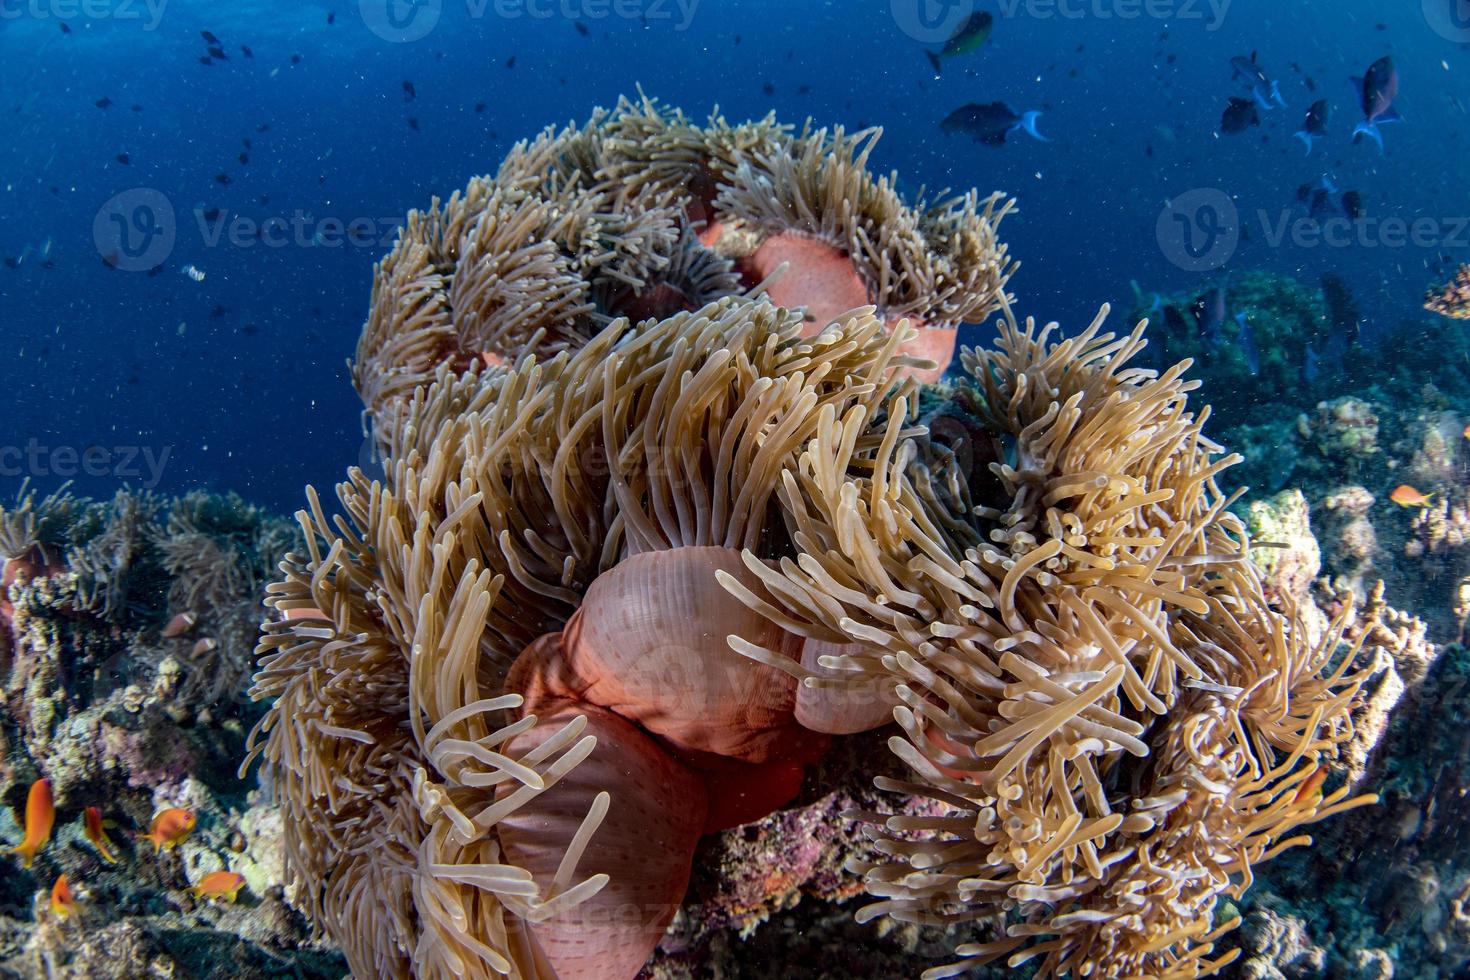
[1293,764,1329,804]
[50,874,76,919]
[12,778,54,868]
[1389,484,1435,508]
[190,870,246,903]
[1464,423,1470,440]
[82,806,119,864]
[139,808,196,852]
[161,611,198,638]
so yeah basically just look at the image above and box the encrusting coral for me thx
[1425,263,1470,320]
[247,96,1394,980]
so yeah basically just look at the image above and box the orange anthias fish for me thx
[1389,484,1436,508]
[140,808,196,852]
[190,870,246,903]
[82,806,120,864]
[12,778,54,868]
[50,874,77,919]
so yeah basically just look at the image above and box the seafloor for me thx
[2,269,1469,979]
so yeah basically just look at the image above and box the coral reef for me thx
[0,486,334,978]
[1130,270,1337,430]
[1426,263,1470,320]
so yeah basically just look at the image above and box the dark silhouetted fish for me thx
[1236,314,1261,375]
[474,102,486,113]
[940,102,1047,146]
[327,10,336,24]
[94,97,112,109]
[201,30,220,45]
[1294,99,1329,154]
[403,80,417,101]
[241,45,253,58]
[506,56,516,69]
[1320,272,1361,348]
[115,153,130,165]
[407,117,420,131]
[59,22,70,34]
[208,45,227,60]
[925,11,993,75]
[1220,97,1259,134]
[1352,56,1400,152]
[1309,188,1335,219]
[291,53,301,65]
[1192,284,1230,346]
[1163,305,1189,335]
[238,152,249,165]
[574,21,589,36]
[1231,51,1285,109]
[215,173,231,184]
[200,56,213,66]
[1341,189,1363,220]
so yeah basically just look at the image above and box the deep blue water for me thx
[1,0,1466,511]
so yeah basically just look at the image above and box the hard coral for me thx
[1425,263,1470,319]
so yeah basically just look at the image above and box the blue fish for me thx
[1294,99,1329,154]
[940,102,1048,146]
[1231,51,1286,110]
[1235,312,1261,376]
[1351,56,1400,152]
[1192,283,1230,347]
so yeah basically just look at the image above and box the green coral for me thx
[1132,269,1329,429]
[1243,489,1321,601]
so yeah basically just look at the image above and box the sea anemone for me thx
[731,306,1385,977]
[350,93,1016,455]
[248,97,1384,979]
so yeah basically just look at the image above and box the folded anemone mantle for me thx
[245,95,1387,980]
